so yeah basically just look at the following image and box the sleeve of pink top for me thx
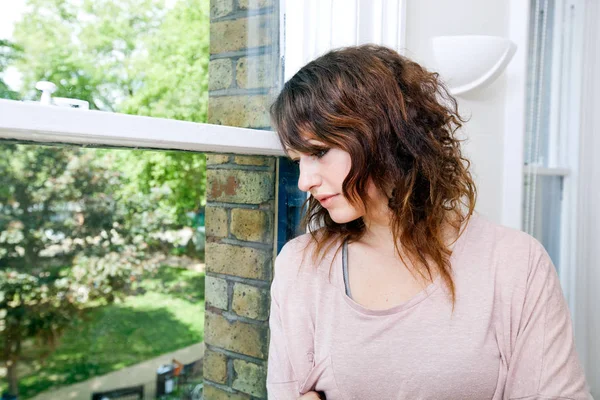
[503,242,592,399]
[267,245,301,400]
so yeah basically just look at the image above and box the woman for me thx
[267,45,591,399]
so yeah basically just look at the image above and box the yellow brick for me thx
[210,15,275,54]
[205,311,268,359]
[203,348,228,384]
[211,0,234,18]
[208,95,271,128]
[203,385,251,400]
[230,209,269,243]
[206,153,231,165]
[232,359,267,397]
[236,55,275,89]
[233,155,275,167]
[206,242,271,280]
[238,0,273,10]
[232,283,270,321]
[207,169,274,204]
[206,275,229,310]
[206,206,228,238]
[209,59,234,91]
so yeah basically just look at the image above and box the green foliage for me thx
[0,40,21,100]
[12,0,168,109]
[7,0,209,228]
[11,0,209,121]
[0,266,205,398]
[110,149,207,227]
[120,0,209,122]
[1,0,210,393]
[5,0,209,233]
[0,145,165,395]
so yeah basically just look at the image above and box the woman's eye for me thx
[314,149,329,159]
[289,149,328,165]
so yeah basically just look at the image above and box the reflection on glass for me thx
[524,0,555,167]
[0,0,209,123]
[522,174,563,272]
[0,143,206,399]
[207,0,281,129]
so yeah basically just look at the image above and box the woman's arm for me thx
[504,243,592,399]
[267,240,309,400]
[298,392,325,399]
[267,270,301,399]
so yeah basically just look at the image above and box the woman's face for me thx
[288,140,384,224]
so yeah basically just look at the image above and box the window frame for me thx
[282,0,407,81]
[522,0,585,313]
[0,99,284,156]
[280,0,408,220]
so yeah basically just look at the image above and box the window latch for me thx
[35,81,90,109]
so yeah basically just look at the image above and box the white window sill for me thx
[0,99,284,156]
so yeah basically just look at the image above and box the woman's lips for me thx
[318,194,338,207]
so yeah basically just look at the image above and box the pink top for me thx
[267,214,592,399]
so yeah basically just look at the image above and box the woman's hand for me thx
[297,391,325,399]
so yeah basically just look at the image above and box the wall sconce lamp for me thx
[431,35,517,96]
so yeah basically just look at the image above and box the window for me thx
[283,0,406,81]
[1,142,208,398]
[523,0,585,303]
[279,0,407,237]
[0,0,283,398]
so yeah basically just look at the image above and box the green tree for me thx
[12,0,168,109]
[115,0,210,225]
[11,0,208,120]
[10,0,209,224]
[0,40,21,100]
[1,0,210,393]
[0,145,176,396]
[120,0,209,122]
[111,149,206,227]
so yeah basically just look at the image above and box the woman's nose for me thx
[297,160,320,192]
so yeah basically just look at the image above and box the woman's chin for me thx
[327,209,362,225]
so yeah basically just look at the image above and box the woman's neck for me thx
[360,205,397,253]
[359,207,461,255]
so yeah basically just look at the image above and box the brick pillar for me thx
[205,0,280,399]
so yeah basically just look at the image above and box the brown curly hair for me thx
[270,44,476,304]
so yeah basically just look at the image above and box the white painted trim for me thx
[557,0,585,320]
[548,0,564,168]
[397,0,407,53]
[522,166,571,176]
[283,0,407,81]
[521,0,585,322]
[502,0,530,230]
[0,99,285,156]
[577,1,600,389]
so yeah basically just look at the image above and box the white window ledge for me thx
[0,99,285,156]
[522,166,571,176]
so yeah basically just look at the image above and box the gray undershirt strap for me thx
[342,241,353,299]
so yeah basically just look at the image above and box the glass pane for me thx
[522,174,563,272]
[0,142,206,399]
[208,1,281,129]
[524,0,555,167]
[0,0,210,124]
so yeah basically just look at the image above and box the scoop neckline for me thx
[338,214,476,317]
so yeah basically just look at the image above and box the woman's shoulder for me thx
[275,232,313,275]
[466,213,547,259]
[463,213,553,283]
[272,231,340,294]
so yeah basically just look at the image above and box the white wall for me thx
[403,0,512,224]
[404,1,597,393]
[576,0,600,393]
